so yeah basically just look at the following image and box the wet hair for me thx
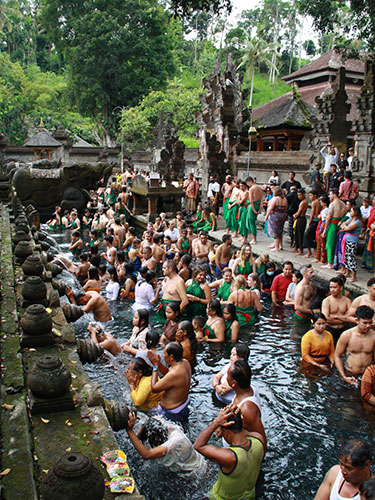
[74,290,86,302]
[356,305,374,320]
[368,277,375,287]
[234,343,250,361]
[117,250,125,263]
[329,276,343,287]
[108,265,119,282]
[88,267,99,280]
[79,252,89,262]
[312,312,326,323]
[181,254,192,266]
[208,298,223,317]
[153,234,161,244]
[223,303,238,322]
[128,226,136,236]
[293,270,302,281]
[145,270,156,283]
[166,341,183,362]
[300,264,312,275]
[165,260,177,272]
[124,262,135,278]
[200,230,208,236]
[330,188,339,196]
[139,266,148,278]
[139,418,169,448]
[229,360,252,389]
[360,478,375,499]
[224,412,243,433]
[133,357,152,377]
[114,217,121,225]
[90,245,99,255]
[72,230,80,238]
[222,234,231,243]
[143,246,152,255]
[339,439,372,467]
[320,195,329,205]
[166,301,180,317]
[98,263,107,275]
[178,320,197,357]
[104,235,114,244]
[136,309,150,329]
[192,316,205,329]
[298,188,305,194]
[310,189,318,196]
[146,330,160,349]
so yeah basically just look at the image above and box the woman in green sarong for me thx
[202,299,225,342]
[232,243,255,279]
[185,267,211,318]
[177,228,191,254]
[222,303,239,342]
[192,203,204,231]
[209,268,233,302]
[200,209,217,232]
[227,276,262,328]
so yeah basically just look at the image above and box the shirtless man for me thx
[142,246,156,271]
[322,277,351,342]
[246,176,263,245]
[149,342,191,422]
[322,188,347,269]
[75,253,90,286]
[101,235,117,266]
[88,322,121,355]
[215,234,232,278]
[186,225,197,246]
[65,287,111,322]
[221,175,235,226]
[303,189,321,258]
[118,186,130,208]
[293,189,308,255]
[141,230,154,254]
[233,180,250,243]
[193,230,212,274]
[347,278,375,324]
[111,217,126,245]
[314,439,372,500]
[157,260,188,320]
[175,212,187,235]
[226,181,241,236]
[152,234,165,271]
[334,305,375,386]
[227,360,267,453]
[293,264,316,327]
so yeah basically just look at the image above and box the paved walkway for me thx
[210,216,372,297]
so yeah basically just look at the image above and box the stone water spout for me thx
[76,339,104,364]
[104,400,130,431]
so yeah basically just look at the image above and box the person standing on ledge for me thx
[292,188,308,256]
[194,406,265,500]
[246,176,263,245]
[183,173,200,216]
[322,188,347,269]
[221,175,235,226]
[303,189,321,258]
[207,175,220,216]
[281,170,302,194]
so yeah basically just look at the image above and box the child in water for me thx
[192,316,205,342]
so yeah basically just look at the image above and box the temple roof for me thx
[283,50,365,83]
[73,137,94,147]
[253,91,316,129]
[24,131,62,148]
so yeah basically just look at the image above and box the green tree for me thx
[168,0,231,18]
[40,0,176,127]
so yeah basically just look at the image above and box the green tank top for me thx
[218,280,232,301]
[237,259,252,277]
[210,437,263,500]
[181,238,190,252]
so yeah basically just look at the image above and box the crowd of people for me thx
[44,162,375,500]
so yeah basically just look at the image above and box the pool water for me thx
[48,228,375,500]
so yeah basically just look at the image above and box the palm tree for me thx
[0,0,20,33]
[237,37,279,108]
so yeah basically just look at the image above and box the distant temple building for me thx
[252,50,365,151]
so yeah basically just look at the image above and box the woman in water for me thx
[69,209,81,231]
[106,265,120,301]
[247,273,261,298]
[203,299,225,343]
[160,302,180,344]
[212,343,250,404]
[227,275,262,327]
[81,209,92,229]
[69,230,83,259]
[209,267,234,303]
[125,358,162,413]
[123,226,136,259]
[254,253,269,276]
[222,304,240,342]
[163,235,178,260]
[175,320,198,365]
[232,243,255,279]
[120,263,136,301]
[259,261,278,297]
[83,267,102,293]
[283,269,302,307]
[133,270,162,312]
[185,267,212,318]
[121,309,150,355]
[128,238,143,273]
[301,312,334,371]
[177,228,191,255]
[265,185,288,252]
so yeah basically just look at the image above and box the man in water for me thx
[125,411,206,479]
[193,230,212,273]
[347,278,375,324]
[65,287,112,322]
[142,246,156,272]
[215,234,232,278]
[194,406,264,500]
[321,277,352,343]
[155,260,188,323]
[271,261,293,305]
[246,176,263,245]
[314,439,371,499]
[227,360,266,452]
[293,264,316,327]
[101,235,117,267]
[334,305,375,386]
[87,322,121,355]
[149,342,191,422]
[322,188,346,269]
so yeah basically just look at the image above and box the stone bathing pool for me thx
[49,228,375,500]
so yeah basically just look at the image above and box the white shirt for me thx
[320,146,339,173]
[133,281,155,310]
[361,205,371,218]
[207,182,220,198]
[106,281,120,301]
[164,228,180,241]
